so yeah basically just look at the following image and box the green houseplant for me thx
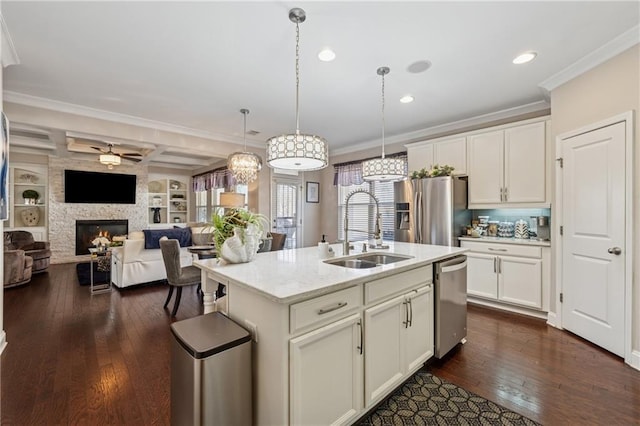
[211,208,269,263]
[22,189,40,205]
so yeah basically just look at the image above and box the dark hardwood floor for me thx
[2,263,639,425]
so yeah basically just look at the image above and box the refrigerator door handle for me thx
[414,191,422,243]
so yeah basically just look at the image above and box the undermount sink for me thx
[324,253,414,269]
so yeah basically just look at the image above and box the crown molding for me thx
[539,24,639,93]
[3,91,264,149]
[1,14,20,67]
[330,100,550,156]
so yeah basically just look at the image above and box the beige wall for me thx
[550,44,639,361]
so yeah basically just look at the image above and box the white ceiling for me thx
[2,1,639,170]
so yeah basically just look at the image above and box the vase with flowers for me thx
[211,208,268,264]
[92,235,110,253]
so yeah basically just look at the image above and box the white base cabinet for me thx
[461,239,550,314]
[220,263,434,425]
[364,285,433,406]
[290,314,363,426]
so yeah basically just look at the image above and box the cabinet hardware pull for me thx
[499,187,503,202]
[402,300,409,328]
[504,187,508,201]
[488,248,507,252]
[498,258,502,274]
[493,257,497,273]
[357,320,363,355]
[317,302,347,315]
[408,298,413,327]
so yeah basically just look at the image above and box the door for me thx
[498,256,542,309]
[465,252,498,299]
[363,294,405,405]
[405,285,433,370]
[271,177,301,249]
[504,121,546,203]
[561,121,626,357]
[290,314,363,426]
[467,130,503,204]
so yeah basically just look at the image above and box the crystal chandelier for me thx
[266,8,328,171]
[362,67,407,182]
[228,109,262,184]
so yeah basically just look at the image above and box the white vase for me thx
[218,223,262,264]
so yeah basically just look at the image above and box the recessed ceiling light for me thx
[318,48,336,62]
[513,51,537,64]
[407,60,432,74]
[400,95,414,104]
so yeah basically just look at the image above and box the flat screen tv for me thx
[64,170,137,204]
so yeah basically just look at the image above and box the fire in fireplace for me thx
[75,220,128,255]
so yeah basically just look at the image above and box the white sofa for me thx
[110,230,194,288]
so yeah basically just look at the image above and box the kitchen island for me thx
[194,241,467,425]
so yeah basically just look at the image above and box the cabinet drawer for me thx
[365,265,433,305]
[290,286,362,334]
[461,241,541,258]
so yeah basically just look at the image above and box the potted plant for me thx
[22,189,40,205]
[211,208,269,263]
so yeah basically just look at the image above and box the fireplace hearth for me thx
[76,220,128,255]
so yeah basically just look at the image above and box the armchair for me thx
[3,249,33,288]
[4,230,51,274]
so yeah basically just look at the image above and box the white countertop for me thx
[459,236,551,247]
[194,242,467,304]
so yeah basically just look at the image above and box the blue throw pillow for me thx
[143,228,192,249]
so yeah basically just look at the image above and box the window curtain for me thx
[192,168,237,192]
[333,153,407,186]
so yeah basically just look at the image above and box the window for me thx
[337,181,395,242]
[195,184,247,223]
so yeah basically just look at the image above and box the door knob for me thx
[607,247,622,255]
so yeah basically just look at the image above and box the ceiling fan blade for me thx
[119,152,142,157]
[121,155,142,162]
[91,146,106,152]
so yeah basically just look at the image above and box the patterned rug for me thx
[357,370,541,426]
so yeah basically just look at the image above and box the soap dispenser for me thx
[318,234,329,259]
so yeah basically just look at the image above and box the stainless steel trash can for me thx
[170,312,252,425]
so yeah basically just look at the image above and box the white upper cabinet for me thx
[468,118,550,208]
[406,136,467,176]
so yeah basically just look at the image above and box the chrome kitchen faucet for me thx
[343,189,382,256]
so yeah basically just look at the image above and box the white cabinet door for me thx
[404,285,433,372]
[498,256,542,309]
[504,121,546,203]
[434,137,467,175]
[467,130,503,204]
[466,252,498,299]
[407,144,434,175]
[290,313,363,426]
[363,294,406,406]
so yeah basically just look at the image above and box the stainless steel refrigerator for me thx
[394,176,470,246]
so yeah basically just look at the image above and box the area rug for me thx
[75,262,110,286]
[357,370,540,426]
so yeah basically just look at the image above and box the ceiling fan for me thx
[92,143,142,169]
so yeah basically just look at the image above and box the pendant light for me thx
[362,67,407,182]
[228,109,263,185]
[266,8,328,171]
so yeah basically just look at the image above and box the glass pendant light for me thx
[228,109,263,184]
[362,67,407,182]
[266,8,328,171]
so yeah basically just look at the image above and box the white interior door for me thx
[561,121,626,357]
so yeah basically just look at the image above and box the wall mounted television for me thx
[64,170,137,204]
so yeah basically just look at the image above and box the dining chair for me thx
[270,232,287,251]
[160,239,201,316]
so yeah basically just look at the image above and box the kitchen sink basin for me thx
[324,253,414,269]
[325,259,378,269]
[355,253,414,264]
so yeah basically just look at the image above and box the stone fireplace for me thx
[75,220,128,255]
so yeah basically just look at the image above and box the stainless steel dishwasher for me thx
[434,255,467,358]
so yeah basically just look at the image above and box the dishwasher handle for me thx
[437,255,467,274]
[441,260,467,274]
